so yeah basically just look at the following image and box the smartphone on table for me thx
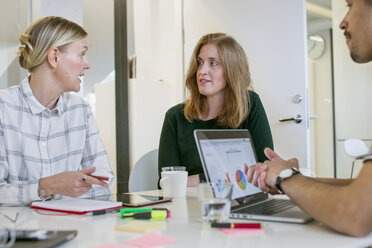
[117,193,172,207]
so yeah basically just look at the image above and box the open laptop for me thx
[194,129,312,223]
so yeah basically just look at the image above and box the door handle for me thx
[279,114,302,124]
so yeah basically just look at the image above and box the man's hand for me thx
[262,148,299,188]
[246,163,279,194]
[246,148,299,194]
[39,167,109,197]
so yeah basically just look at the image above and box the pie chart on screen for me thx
[235,170,247,190]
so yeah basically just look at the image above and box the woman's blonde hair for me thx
[184,33,253,128]
[17,16,87,72]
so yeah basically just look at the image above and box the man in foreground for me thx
[247,0,372,237]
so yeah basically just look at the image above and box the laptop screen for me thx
[195,130,262,200]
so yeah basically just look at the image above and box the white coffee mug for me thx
[159,171,188,197]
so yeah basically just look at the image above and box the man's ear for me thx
[47,47,59,68]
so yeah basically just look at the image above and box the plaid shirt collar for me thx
[20,77,65,117]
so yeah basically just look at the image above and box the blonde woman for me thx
[158,33,273,186]
[0,16,114,205]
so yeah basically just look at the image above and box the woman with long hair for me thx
[158,33,273,186]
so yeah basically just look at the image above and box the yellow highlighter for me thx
[122,210,168,220]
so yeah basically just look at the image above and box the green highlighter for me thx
[121,210,168,220]
[120,208,170,218]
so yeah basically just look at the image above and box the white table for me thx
[1,188,371,248]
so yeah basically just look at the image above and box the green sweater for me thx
[158,91,273,181]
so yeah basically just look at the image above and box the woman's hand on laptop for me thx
[187,174,200,187]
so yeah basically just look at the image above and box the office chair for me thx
[128,149,159,192]
[344,139,369,178]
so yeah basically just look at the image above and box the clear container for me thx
[197,182,233,222]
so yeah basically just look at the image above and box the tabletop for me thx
[0,188,371,248]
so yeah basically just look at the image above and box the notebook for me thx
[194,129,312,223]
[30,198,122,215]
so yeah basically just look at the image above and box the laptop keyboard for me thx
[238,199,295,216]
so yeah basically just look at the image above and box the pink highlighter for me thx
[89,175,109,181]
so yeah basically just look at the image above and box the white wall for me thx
[36,0,82,24]
[0,0,29,89]
[82,0,114,95]
[128,0,183,168]
[332,0,372,178]
[132,0,184,101]
[0,43,25,88]
[128,79,177,169]
[95,81,117,193]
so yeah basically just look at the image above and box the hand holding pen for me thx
[39,167,109,198]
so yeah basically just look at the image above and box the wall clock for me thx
[308,35,325,60]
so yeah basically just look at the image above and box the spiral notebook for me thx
[30,198,122,215]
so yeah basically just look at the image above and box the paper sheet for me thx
[90,244,133,248]
[122,232,176,248]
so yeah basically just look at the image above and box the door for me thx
[184,0,311,173]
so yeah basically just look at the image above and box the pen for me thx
[89,175,109,181]
[121,210,168,220]
[120,208,170,218]
[86,208,121,216]
[210,223,262,229]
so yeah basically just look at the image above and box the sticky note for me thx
[115,221,166,233]
[89,244,133,248]
[122,232,176,248]
[219,228,265,236]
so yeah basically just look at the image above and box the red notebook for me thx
[31,198,122,215]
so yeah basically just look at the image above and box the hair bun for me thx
[17,34,33,70]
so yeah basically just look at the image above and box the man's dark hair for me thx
[366,0,372,5]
